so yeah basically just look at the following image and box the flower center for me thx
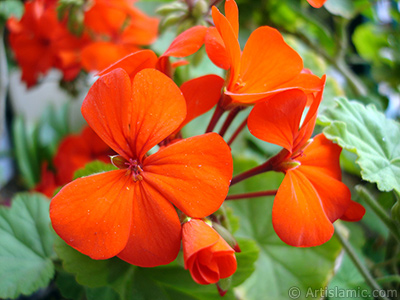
[125,158,144,182]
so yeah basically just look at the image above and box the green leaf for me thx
[353,23,389,64]
[54,238,132,290]
[328,253,372,300]
[12,117,40,188]
[226,156,342,300]
[232,238,259,287]
[324,0,370,19]
[85,286,120,300]
[319,97,400,193]
[73,161,117,179]
[55,271,85,300]
[55,238,238,300]
[0,0,24,21]
[0,193,56,298]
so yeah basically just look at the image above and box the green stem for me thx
[334,228,391,300]
[356,185,400,244]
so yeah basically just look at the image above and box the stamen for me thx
[125,158,144,181]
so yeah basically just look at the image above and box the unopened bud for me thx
[67,9,85,36]
[156,1,188,16]
[177,18,195,34]
[57,0,86,36]
[212,223,241,252]
[216,277,232,296]
[110,155,128,169]
[160,11,187,31]
[277,160,301,172]
[192,0,209,19]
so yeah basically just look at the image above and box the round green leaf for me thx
[0,193,55,298]
[319,97,400,193]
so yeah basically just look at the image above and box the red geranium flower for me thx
[7,0,85,87]
[34,126,114,197]
[50,68,233,267]
[80,0,159,72]
[248,88,365,247]
[53,126,114,184]
[34,162,58,198]
[204,0,324,107]
[182,219,237,285]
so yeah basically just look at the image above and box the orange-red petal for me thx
[127,68,186,159]
[248,90,307,153]
[162,26,208,58]
[234,26,303,95]
[81,68,134,159]
[340,200,366,222]
[297,134,342,180]
[117,181,181,267]
[177,74,224,131]
[307,0,327,8]
[182,219,237,284]
[183,219,219,270]
[224,0,239,38]
[293,76,326,151]
[143,133,233,218]
[81,42,136,72]
[120,13,159,45]
[299,166,351,223]
[205,27,230,70]
[212,6,241,85]
[98,50,158,81]
[82,68,186,161]
[50,170,133,259]
[273,170,334,247]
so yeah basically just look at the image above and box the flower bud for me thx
[110,155,128,169]
[212,222,241,252]
[177,18,196,34]
[57,0,86,36]
[156,1,188,16]
[276,160,301,172]
[182,219,237,285]
[216,277,232,297]
[160,11,187,31]
[192,0,209,19]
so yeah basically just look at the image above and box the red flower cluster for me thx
[7,0,158,87]
[34,126,114,197]
[44,0,364,290]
